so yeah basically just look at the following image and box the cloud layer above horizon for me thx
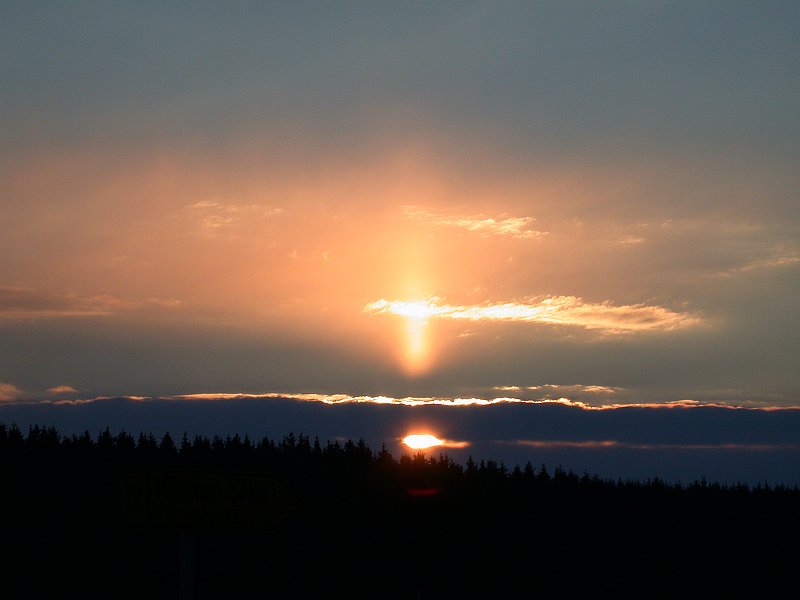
[1,394,798,486]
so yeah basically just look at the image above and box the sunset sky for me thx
[2,3,799,482]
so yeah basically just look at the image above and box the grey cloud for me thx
[0,287,122,319]
[0,287,180,320]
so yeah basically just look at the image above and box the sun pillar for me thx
[402,314,430,375]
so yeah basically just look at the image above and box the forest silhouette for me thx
[2,422,797,599]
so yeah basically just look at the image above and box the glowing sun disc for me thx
[403,434,444,449]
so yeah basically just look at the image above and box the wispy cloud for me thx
[0,287,181,320]
[717,250,800,277]
[47,395,151,405]
[364,296,702,334]
[529,384,624,395]
[188,200,283,239]
[47,385,79,395]
[511,439,800,451]
[0,383,22,402]
[617,235,646,245]
[0,287,126,319]
[403,206,546,239]
[494,384,626,396]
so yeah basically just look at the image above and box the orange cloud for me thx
[522,384,626,395]
[403,206,546,239]
[0,382,22,402]
[187,200,284,239]
[48,395,151,405]
[47,386,79,395]
[364,296,701,334]
[717,250,800,277]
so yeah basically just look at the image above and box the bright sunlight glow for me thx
[402,434,444,450]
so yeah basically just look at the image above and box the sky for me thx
[2,2,799,484]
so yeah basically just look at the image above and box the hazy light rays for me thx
[402,313,431,375]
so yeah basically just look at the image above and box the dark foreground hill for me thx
[2,423,798,599]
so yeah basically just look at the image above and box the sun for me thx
[402,434,444,450]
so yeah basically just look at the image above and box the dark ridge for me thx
[2,422,798,599]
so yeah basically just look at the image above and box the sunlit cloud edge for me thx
[12,392,796,412]
[493,384,625,395]
[364,296,703,335]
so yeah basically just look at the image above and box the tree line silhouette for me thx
[3,422,798,599]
